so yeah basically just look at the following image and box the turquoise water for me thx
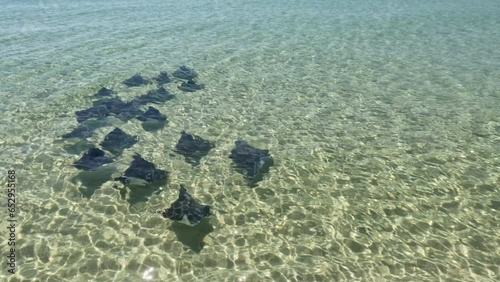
[1,0,499,281]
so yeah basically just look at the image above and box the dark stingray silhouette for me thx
[160,185,211,226]
[60,117,112,154]
[136,106,167,132]
[133,87,176,105]
[114,154,169,204]
[75,104,110,123]
[173,131,214,166]
[229,140,274,187]
[99,127,138,155]
[153,71,172,85]
[75,98,143,123]
[115,153,169,185]
[136,106,167,122]
[72,147,114,171]
[62,125,95,139]
[178,79,204,92]
[122,73,151,87]
[93,87,115,98]
[160,186,213,252]
[172,65,198,80]
[92,98,143,121]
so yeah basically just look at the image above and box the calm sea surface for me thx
[1,0,499,281]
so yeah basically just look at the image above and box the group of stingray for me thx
[62,66,274,226]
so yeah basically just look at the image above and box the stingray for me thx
[92,98,138,114]
[153,71,172,85]
[122,73,151,87]
[93,87,115,98]
[136,106,167,122]
[100,127,138,155]
[178,79,205,92]
[159,185,211,226]
[62,125,95,139]
[75,98,142,123]
[62,119,112,142]
[229,140,274,187]
[133,87,176,105]
[75,104,110,123]
[173,131,214,166]
[72,147,114,171]
[115,153,169,185]
[172,65,198,80]
[135,106,168,132]
[92,98,143,121]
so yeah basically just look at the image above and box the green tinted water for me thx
[1,0,499,281]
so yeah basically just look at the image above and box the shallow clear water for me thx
[1,0,499,281]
